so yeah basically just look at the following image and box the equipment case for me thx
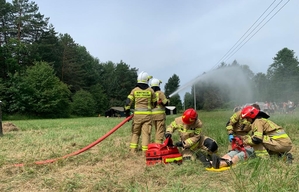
[146,137,182,166]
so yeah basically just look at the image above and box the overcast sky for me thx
[34,0,298,95]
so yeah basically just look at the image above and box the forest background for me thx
[0,0,299,119]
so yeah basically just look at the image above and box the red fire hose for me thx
[14,115,133,167]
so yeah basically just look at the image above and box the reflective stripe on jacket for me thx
[152,91,168,115]
[166,117,203,148]
[251,118,291,143]
[125,87,156,115]
[226,111,251,135]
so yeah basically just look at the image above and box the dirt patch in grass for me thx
[2,122,20,132]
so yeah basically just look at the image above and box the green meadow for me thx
[0,110,298,192]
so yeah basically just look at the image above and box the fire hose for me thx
[14,115,134,167]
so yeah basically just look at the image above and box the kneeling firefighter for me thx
[164,108,218,165]
[240,106,293,162]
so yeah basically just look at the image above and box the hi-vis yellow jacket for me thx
[166,117,203,149]
[243,118,292,146]
[226,111,252,136]
[125,87,157,115]
[152,90,169,116]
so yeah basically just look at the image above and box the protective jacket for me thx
[125,84,157,115]
[166,117,203,148]
[125,84,157,152]
[166,116,218,160]
[243,118,292,153]
[151,88,169,120]
[226,111,252,136]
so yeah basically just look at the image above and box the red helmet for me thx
[241,106,259,119]
[182,108,198,124]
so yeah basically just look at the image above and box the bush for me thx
[71,90,96,116]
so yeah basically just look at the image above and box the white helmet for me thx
[137,71,152,84]
[150,78,162,87]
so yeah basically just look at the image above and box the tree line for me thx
[0,0,298,118]
[0,0,139,117]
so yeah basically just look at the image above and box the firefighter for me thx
[124,71,157,153]
[164,108,218,163]
[240,105,293,162]
[150,78,170,144]
[225,104,260,151]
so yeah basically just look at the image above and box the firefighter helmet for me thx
[150,78,162,87]
[182,108,198,125]
[137,71,152,84]
[241,106,259,119]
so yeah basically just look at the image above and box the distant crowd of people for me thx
[233,100,296,115]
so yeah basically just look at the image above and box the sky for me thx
[33,0,299,96]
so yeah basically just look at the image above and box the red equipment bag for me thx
[146,137,183,166]
[231,136,247,159]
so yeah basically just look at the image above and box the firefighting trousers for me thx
[130,114,152,151]
[252,144,269,158]
[152,114,166,144]
[263,137,292,154]
[181,136,218,158]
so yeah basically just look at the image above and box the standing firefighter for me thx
[124,71,157,153]
[165,108,218,164]
[150,78,170,144]
[241,106,293,162]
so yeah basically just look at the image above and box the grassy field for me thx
[0,110,298,192]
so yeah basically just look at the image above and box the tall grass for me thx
[0,110,298,192]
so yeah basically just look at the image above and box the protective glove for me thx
[164,133,172,138]
[125,109,131,118]
[228,134,234,142]
[124,109,131,122]
[175,141,184,148]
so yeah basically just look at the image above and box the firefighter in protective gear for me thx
[240,106,293,161]
[150,78,169,144]
[124,71,157,153]
[225,104,260,151]
[165,108,218,163]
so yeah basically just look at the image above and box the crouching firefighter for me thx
[240,106,293,163]
[124,71,157,154]
[164,108,218,166]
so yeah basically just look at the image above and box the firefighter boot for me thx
[182,149,193,161]
[286,153,293,164]
[142,150,148,157]
[130,148,138,154]
[212,154,232,169]
[196,152,212,168]
[183,155,192,161]
[212,154,221,169]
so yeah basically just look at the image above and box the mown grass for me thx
[0,110,298,192]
